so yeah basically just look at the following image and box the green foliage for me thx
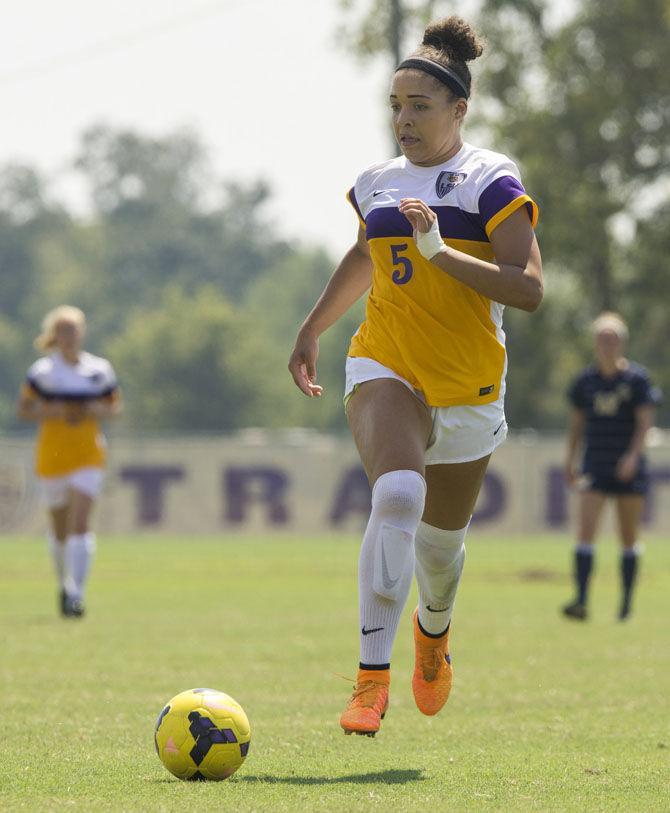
[108,285,253,432]
[504,279,590,429]
[0,315,27,428]
[478,0,670,306]
[0,125,337,434]
[477,0,670,423]
[336,0,668,426]
[622,203,670,417]
[75,125,290,307]
[338,0,445,58]
[240,248,365,430]
[3,0,670,437]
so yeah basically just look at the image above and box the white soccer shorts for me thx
[40,467,105,509]
[344,356,508,465]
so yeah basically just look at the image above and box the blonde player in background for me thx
[289,16,543,736]
[17,306,121,617]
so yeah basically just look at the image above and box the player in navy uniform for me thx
[562,313,660,621]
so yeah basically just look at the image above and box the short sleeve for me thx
[631,369,662,407]
[478,159,539,238]
[100,360,120,398]
[25,360,48,399]
[568,375,587,409]
[346,186,365,229]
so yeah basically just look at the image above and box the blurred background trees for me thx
[0,0,667,434]
[478,0,670,427]
[0,125,362,433]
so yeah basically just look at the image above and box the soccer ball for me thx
[154,688,251,781]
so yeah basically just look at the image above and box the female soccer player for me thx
[289,16,543,736]
[17,306,121,618]
[562,312,660,622]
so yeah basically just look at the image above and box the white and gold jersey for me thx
[347,141,539,407]
[22,351,119,477]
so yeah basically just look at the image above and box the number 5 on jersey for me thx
[390,243,413,285]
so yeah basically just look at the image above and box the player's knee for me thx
[371,469,426,529]
[415,522,468,570]
[69,517,90,535]
[370,470,425,600]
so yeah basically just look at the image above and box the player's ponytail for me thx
[401,17,484,99]
[422,17,484,64]
[35,305,86,352]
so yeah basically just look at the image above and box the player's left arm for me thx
[616,403,655,482]
[85,388,123,420]
[399,199,543,311]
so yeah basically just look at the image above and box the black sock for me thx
[620,548,640,609]
[574,546,594,606]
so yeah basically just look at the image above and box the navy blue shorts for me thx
[581,471,648,496]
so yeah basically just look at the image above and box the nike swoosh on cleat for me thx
[361,626,384,636]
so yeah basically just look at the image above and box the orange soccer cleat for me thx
[339,669,390,737]
[412,608,453,716]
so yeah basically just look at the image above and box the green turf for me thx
[1,534,668,812]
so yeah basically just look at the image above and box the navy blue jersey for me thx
[568,362,661,477]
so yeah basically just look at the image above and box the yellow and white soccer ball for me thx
[154,688,251,781]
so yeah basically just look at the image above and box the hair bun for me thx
[422,16,484,63]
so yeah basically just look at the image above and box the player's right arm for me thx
[16,384,65,421]
[288,226,372,397]
[564,407,586,486]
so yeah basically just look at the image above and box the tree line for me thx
[0,125,363,434]
[1,0,668,434]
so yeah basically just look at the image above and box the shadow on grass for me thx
[238,769,424,786]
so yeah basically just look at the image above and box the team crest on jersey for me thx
[435,171,467,198]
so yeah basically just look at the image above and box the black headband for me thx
[396,57,469,99]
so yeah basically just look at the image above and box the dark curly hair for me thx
[407,16,484,98]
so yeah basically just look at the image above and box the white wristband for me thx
[415,217,446,260]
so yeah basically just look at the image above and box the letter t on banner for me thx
[120,466,185,526]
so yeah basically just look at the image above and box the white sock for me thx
[358,470,426,667]
[415,520,469,635]
[48,533,69,590]
[66,533,96,601]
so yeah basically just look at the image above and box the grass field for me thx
[1,534,669,812]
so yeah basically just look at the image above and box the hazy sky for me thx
[1,0,569,257]
[2,0,396,257]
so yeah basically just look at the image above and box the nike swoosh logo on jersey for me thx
[381,545,400,590]
[361,626,384,636]
[493,421,505,436]
[372,189,399,197]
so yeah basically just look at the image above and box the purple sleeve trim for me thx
[347,187,365,224]
[478,175,528,225]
